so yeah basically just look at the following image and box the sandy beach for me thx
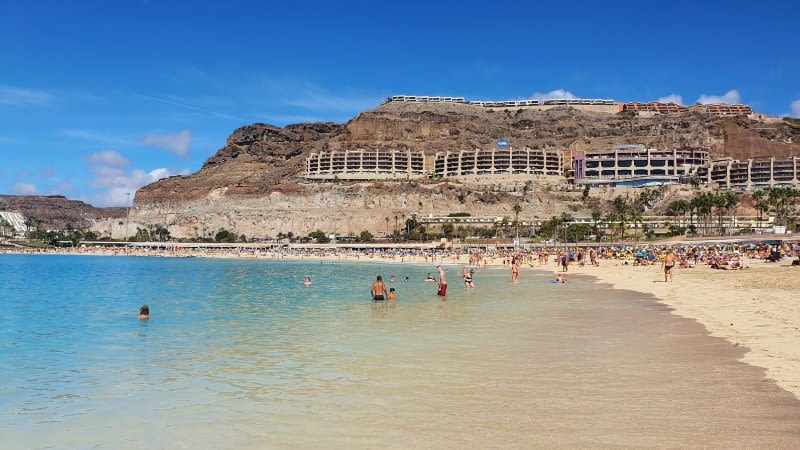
[538,259,800,400]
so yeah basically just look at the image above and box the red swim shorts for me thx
[437,284,447,296]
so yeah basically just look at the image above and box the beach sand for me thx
[538,258,800,400]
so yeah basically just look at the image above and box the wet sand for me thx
[546,259,800,402]
[231,273,800,448]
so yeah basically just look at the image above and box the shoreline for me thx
[4,248,799,401]
[533,260,800,401]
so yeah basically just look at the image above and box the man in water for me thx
[436,265,447,296]
[663,249,675,282]
[371,275,387,301]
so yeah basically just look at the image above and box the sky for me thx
[1,0,799,206]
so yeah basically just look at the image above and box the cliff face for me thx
[0,195,125,231]
[109,103,800,239]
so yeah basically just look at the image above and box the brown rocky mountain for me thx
[99,102,800,239]
[0,195,126,231]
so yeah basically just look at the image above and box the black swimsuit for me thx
[373,295,385,301]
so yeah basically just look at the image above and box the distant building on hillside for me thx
[383,95,755,117]
[621,102,688,114]
[433,147,563,179]
[304,149,426,180]
[0,211,28,238]
[572,146,709,187]
[691,104,753,116]
[384,95,615,108]
[696,156,800,190]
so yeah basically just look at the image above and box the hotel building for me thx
[692,104,753,116]
[304,149,426,180]
[433,147,563,178]
[695,156,800,190]
[621,102,688,114]
[384,95,615,108]
[573,146,709,187]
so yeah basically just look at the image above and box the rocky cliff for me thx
[105,103,800,239]
[0,195,125,231]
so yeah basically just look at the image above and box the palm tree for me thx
[393,215,398,233]
[711,192,727,235]
[630,210,643,242]
[724,192,740,235]
[752,190,766,230]
[612,195,629,240]
[604,212,619,242]
[512,203,522,239]
[591,210,603,242]
[385,217,390,236]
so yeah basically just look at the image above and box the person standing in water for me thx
[511,255,520,284]
[436,265,448,296]
[464,269,475,288]
[371,275,387,301]
[138,305,150,319]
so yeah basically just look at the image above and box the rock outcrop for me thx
[0,195,125,231]
[102,103,800,239]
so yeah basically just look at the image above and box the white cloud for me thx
[84,150,187,206]
[0,85,52,106]
[139,130,192,158]
[697,89,741,105]
[11,182,39,195]
[791,99,800,118]
[529,89,577,101]
[61,129,129,145]
[656,94,683,105]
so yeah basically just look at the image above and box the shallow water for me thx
[1,255,799,448]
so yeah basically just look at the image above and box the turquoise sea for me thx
[1,255,799,448]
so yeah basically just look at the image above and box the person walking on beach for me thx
[436,265,448,296]
[663,250,675,282]
[371,275,387,301]
[560,252,569,272]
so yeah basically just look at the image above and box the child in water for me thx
[388,287,396,301]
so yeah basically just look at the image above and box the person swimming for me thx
[371,275,387,301]
[138,305,150,319]
[425,273,436,282]
[554,274,566,284]
[304,277,312,286]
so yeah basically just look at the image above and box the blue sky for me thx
[1,0,798,206]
